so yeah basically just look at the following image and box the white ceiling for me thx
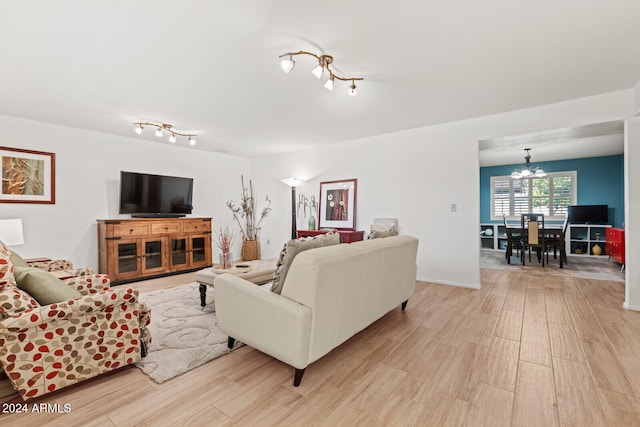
[478,119,625,166]
[1,1,639,158]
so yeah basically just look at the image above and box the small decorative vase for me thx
[308,216,316,230]
[241,238,259,261]
[592,244,602,256]
[219,252,232,269]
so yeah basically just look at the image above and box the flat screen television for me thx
[567,205,608,224]
[119,171,193,217]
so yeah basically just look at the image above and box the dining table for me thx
[505,224,566,268]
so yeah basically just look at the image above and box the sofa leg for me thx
[140,340,147,358]
[293,368,306,387]
[227,337,236,349]
[401,300,408,311]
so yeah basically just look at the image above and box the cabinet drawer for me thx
[183,221,211,233]
[112,223,149,237]
[151,222,182,235]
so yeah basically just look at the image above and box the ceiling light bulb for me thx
[311,64,324,79]
[534,169,547,178]
[280,56,295,73]
[155,128,163,137]
[134,125,143,135]
[348,82,357,96]
[168,133,176,143]
[520,169,532,178]
[323,76,334,91]
[511,171,522,179]
[189,137,196,146]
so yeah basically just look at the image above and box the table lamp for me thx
[0,218,24,247]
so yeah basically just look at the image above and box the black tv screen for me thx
[567,205,608,224]
[119,171,193,217]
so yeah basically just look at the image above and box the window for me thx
[490,171,577,221]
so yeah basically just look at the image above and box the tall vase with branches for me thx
[298,193,318,230]
[227,175,271,260]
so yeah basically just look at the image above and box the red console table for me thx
[297,229,365,243]
[606,227,625,269]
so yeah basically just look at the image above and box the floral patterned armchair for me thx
[0,241,151,400]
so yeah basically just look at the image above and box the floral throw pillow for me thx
[0,240,15,287]
[0,284,40,318]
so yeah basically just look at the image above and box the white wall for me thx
[634,79,640,117]
[625,117,640,309]
[1,89,636,298]
[254,90,633,289]
[0,114,251,269]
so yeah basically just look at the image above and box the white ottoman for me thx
[196,258,277,307]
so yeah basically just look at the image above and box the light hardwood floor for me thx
[3,267,640,426]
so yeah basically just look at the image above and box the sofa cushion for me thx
[9,250,29,268]
[271,232,340,294]
[13,267,82,305]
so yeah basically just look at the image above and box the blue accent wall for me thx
[480,155,624,227]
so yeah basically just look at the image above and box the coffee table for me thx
[195,258,277,307]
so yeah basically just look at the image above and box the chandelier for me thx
[510,148,546,179]
[279,50,364,96]
[133,122,197,146]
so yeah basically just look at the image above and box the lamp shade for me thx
[280,177,303,187]
[280,58,295,73]
[0,219,24,246]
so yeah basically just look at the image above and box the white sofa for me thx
[214,235,419,386]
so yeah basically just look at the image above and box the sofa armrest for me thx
[0,286,138,329]
[215,274,312,370]
[63,274,110,295]
[68,267,95,276]
[26,259,73,272]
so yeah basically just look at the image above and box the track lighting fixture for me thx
[349,81,357,96]
[133,122,197,146]
[279,50,363,95]
[323,75,334,91]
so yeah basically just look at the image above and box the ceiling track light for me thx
[133,122,197,146]
[279,50,364,95]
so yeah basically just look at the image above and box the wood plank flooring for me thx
[2,267,640,426]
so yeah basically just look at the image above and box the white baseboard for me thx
[416,276,481,290]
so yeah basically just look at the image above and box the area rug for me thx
[135,282,239,383]
[480,250,625,282]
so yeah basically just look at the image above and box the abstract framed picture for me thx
[318,178,357,230]
[0,146,56,204]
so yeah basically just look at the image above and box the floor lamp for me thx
[280,178,303,240]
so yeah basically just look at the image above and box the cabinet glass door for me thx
[171,238,188,267]
[117,242,138,274]
[191,237,206,263]
[144,240,163,271]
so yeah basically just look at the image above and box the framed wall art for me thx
[1,146,56,204]
[318,178,357,230]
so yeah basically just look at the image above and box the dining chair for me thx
[521,213,547,266]
[545,216,569,267]
[503,214,522,264]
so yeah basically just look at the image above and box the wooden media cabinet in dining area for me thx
[97,217,212,284]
